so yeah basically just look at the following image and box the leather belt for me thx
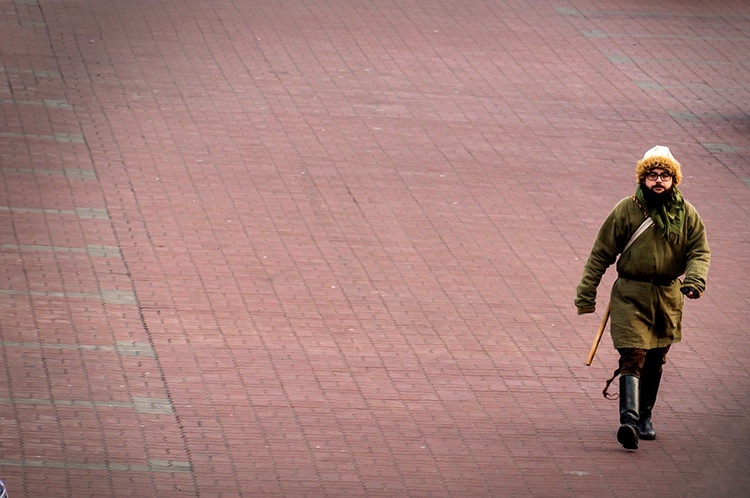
[618,275,676,286]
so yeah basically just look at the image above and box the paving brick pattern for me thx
[1,0,748,496]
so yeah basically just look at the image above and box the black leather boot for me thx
[617,375,639,450]
[637,370,662,440]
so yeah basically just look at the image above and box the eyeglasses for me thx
[646,171,672,181]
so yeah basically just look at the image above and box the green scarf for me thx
[635,185,685,243]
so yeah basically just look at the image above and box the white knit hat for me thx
[642,145,676,162]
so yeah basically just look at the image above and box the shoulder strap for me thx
[623,217,654,254]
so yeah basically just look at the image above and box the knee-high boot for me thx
[617,374,639,450]
[637,370,662,440]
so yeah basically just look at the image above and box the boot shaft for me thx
[637,370,662,440]
[639,370,663,419]
[619,374,640,425]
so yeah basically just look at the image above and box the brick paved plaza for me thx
[1,0,748,496]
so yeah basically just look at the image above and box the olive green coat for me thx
[575,196,710,348]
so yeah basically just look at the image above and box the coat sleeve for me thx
[681,203,710,295]
[575,203,628,311]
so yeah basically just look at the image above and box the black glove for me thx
[680,286,699,299]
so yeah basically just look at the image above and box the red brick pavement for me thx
[1,0,749,496]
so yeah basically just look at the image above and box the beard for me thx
[641,183,673,208]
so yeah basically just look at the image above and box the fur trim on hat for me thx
[636,145,682,185]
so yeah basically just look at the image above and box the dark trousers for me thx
[617,346,671,378]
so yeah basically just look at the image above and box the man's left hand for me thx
[681,286,700,299]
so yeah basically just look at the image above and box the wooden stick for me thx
[586,303,610,366]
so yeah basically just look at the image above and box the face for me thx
[643,167,673,194]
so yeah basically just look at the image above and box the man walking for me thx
[575,145,711,450]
